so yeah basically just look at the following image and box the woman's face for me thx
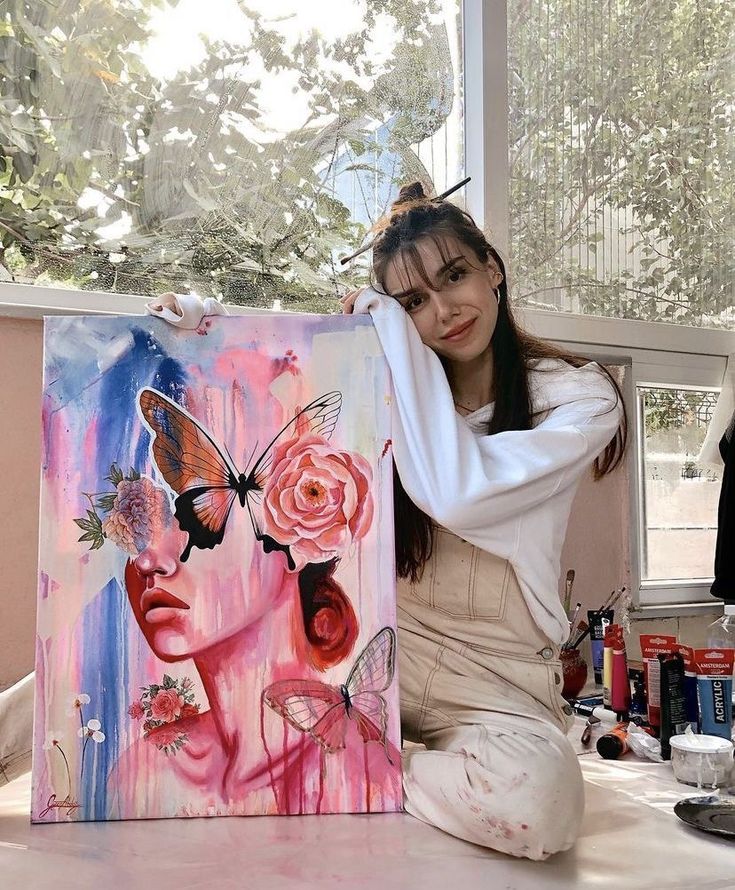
[381,236,503,365]
[124,487,292,662]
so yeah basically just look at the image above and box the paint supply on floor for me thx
[640,634,677,729]
[659,651,689,761]
[602,623,616,708]
[676,644,699,731]
[694,648,734,740]
[588,608,614,685]
[610,627,631,717]
[669,731,734,789]
[596,721,631,760]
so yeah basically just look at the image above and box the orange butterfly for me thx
[138,387,342,565]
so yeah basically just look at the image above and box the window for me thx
[1,0,463,310]
[507,0,735,330]
[3,0,734,612]
[498,0,735,609]
[639,385,722,582]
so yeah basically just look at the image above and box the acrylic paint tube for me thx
[588,609,614,685]
[640,634,677,728]
[596,721,631,759]
[611,629,631,717]
[597,720,654,759]
[658,652,689,760]
[602,624,617,708]
[676,644,699,731]
[694,648,735,741]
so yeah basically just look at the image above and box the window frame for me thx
[1,0,733,614]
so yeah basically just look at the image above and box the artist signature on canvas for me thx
[39,794,81,819]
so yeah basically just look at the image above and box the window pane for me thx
[639,385,722,581]
[508,1,735,329]
[2,0,463,309]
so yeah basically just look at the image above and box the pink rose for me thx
[262,433,374,570]
[128,700,145,720]
[150,688,184,722]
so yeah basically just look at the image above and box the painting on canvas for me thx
[32,312,401,822]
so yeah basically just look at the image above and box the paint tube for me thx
[629,669,647,718]
[611,627,631,718]
[570,700,619,726]
[596,721,631,759]
[676,644,699,731]
[588,609,614,685]
[658,652,689,760]
[602,624,617,708]
[640,634,677,728]
[694,648,735,741]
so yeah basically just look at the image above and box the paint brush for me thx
[338,176,472,266]
[562,602,582,650]
[563,569,575,615]
[580,714,601,746]
[571,587,626,649]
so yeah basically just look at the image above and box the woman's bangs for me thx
[391,234,465,295]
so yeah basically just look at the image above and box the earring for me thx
[494,287,501,304]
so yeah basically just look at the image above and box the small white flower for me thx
[43,730,63,750]
[78,718,105,743]
[67,693,90,716]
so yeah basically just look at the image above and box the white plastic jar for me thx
[669,733,734,788]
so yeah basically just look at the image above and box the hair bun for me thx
[392,180,429,211]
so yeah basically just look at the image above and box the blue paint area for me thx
[93,328,188,480]
[74,325,190,821]
[80,578,129,821]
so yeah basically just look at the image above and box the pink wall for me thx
[0,316,43,690]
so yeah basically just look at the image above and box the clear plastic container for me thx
[707,604,735,653]
[669,732,734,789]
[708,606,735,693]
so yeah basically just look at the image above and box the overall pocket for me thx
[407,527,510,621]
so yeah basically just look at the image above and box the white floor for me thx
[1,722,733,890]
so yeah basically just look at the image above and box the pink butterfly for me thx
[263,627,396,754]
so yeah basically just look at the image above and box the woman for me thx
[148,181,626,857]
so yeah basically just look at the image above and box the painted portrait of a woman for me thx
[32,315,401,823]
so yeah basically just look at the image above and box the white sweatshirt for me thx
[146,291,623,644]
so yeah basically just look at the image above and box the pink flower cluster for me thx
[128,675,200,756]
[102,477,169,554]
[262,434,373,570]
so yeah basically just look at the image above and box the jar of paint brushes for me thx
[561,648,588,700]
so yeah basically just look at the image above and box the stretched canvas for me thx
[32,313,401,822]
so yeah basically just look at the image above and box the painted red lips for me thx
[140,587,190,615]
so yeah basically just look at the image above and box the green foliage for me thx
[508,0,734,328]
[1,0,449,309]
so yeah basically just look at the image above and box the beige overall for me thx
[398,527,584,860]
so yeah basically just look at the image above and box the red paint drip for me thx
[316,748,325,814]
[281,722,290,815]
[298,733,305,815]
[363,743,371,813]
[259,697,280,812]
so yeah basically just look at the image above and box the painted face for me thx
[382,236,503,364]
[124,490,294,663]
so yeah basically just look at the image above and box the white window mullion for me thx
[463,0,510,257]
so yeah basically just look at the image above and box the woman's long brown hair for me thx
[370,181,628,582]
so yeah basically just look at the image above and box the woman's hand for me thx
[339,287,368,315]
[146,292,182,317]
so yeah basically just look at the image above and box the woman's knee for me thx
[460,729,585,858]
